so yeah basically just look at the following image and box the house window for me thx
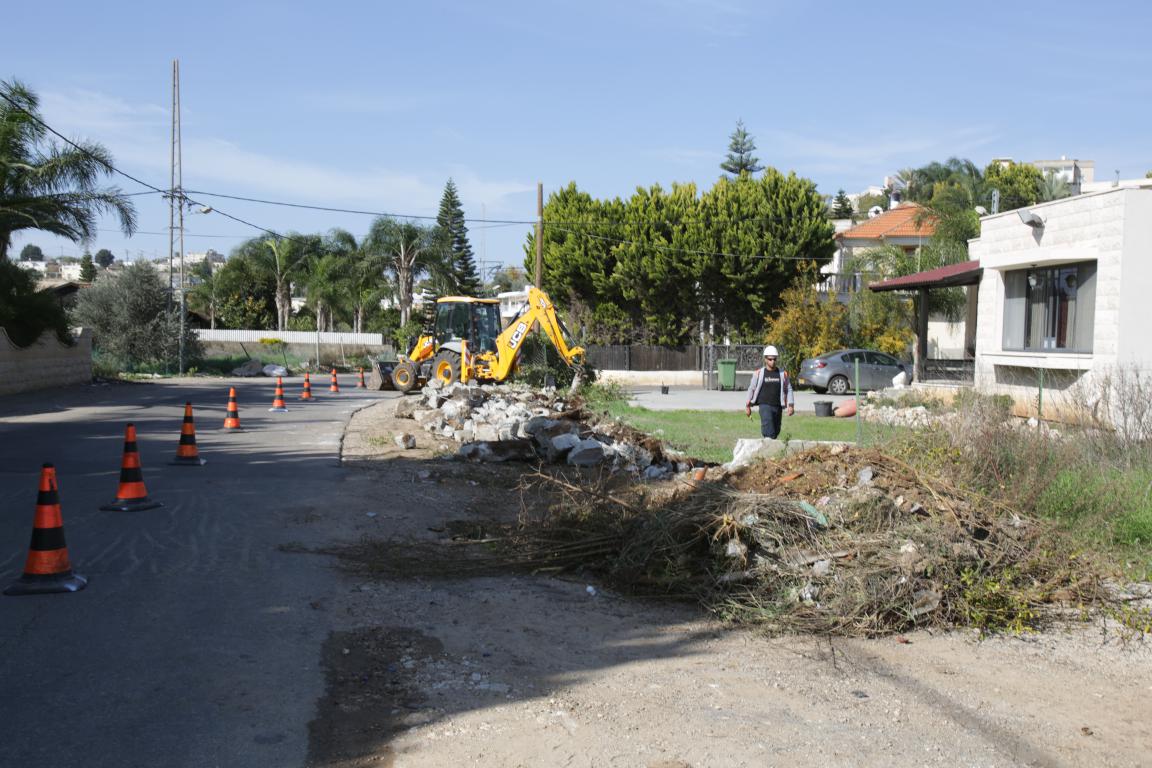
[1002,261,1095,352]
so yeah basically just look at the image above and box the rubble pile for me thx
[501,446,1104,636]
[393,381,694,479]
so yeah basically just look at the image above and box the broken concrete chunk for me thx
[551,433,581,454]
[393,398,419,419]
[474,424,499,443]
[643,465,670,481]
[726,438,786,470]
[458,439,538,463]
[521,415,557,437]
[567,438,606,467]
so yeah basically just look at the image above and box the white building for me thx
[969,187,1152,418]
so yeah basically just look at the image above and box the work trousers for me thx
[758,404,783,439]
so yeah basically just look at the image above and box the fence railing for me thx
[923,358,975,383]
[194,329,387,345]
[584,345,701,371]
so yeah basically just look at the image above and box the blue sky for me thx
[6,0,1151,273]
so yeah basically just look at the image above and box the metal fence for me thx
[584,345,701,371]
[924,358,975,383]
[194,329,387,345]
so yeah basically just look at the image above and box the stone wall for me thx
[0,327,92,396]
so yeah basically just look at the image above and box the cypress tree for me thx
[720,119,763,176]
[79,251,97,282]
[831,189,854,219]
[436,179,481,295]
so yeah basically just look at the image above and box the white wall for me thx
[1118,190,1152,369]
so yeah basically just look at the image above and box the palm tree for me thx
[304,252,350,332]
[366,218,438,326]
[327,228,389,333]
[233,233,319,331]
[0,79,136,261]
[1038,170,1071,202]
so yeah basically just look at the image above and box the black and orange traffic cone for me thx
[171,402,206,466]
[100,424,162,512]
[300,372,314,401]
[269,376,288,413]
[4,464,87,596]
[223,387,243,430]
[356,367,367,388]
[329,368,340,393]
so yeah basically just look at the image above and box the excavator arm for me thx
[486,287,584,381]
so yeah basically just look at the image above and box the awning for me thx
[868,260,982,292]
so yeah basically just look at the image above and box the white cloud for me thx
[37,87,533,221]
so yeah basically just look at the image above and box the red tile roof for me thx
[869,260,982,291]
[836,203,936,241]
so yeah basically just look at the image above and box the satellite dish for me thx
[867,205,883,219]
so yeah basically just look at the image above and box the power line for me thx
[183,189,535,225]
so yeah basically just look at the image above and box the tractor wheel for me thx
[392,360,418,393]
[827,375,850,395]
[432,350,460,386]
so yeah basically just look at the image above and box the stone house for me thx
[970,186,1152,418]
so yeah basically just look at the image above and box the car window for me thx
[841,351,866,363]
[867,352,898,366]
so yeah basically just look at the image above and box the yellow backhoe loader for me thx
[390,287,585,392]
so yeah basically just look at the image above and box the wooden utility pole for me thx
[534,181,543,288]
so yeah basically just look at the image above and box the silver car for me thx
[797,349,910,394]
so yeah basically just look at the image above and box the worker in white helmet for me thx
[744,344,794,439]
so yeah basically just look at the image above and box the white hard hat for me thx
[763,345,779,357]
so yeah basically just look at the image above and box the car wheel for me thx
[828,375,850,395]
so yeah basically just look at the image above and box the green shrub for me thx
[0,261,71,346]
[70,262,202,373]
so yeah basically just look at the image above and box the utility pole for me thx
[168,59,187,375]
[534,182,543,288]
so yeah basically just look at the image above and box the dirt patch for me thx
[307,627,444,768]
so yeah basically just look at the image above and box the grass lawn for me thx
[599,402,900,464]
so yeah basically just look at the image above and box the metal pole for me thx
[173,59,186,375]
[854,358,862,446]
[167,60,177,305]
[534,182,543,288]
[1037,368,1044,424]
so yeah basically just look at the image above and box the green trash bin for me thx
[717,359,737,391]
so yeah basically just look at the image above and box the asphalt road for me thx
[0,378,392,768]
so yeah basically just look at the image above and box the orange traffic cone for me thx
[269,376,288,412]
[171,402,206,466]
[4,464,87,596]
[356,367,367,388]
[300,372,314,401]
[100,423,162,512]
[329,368,340,393]
[223,387,243,430]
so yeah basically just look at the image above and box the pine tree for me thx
[79,251,97,282]
[831,189,854,219]
[720,119,763,176]
[436,179,481,295]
